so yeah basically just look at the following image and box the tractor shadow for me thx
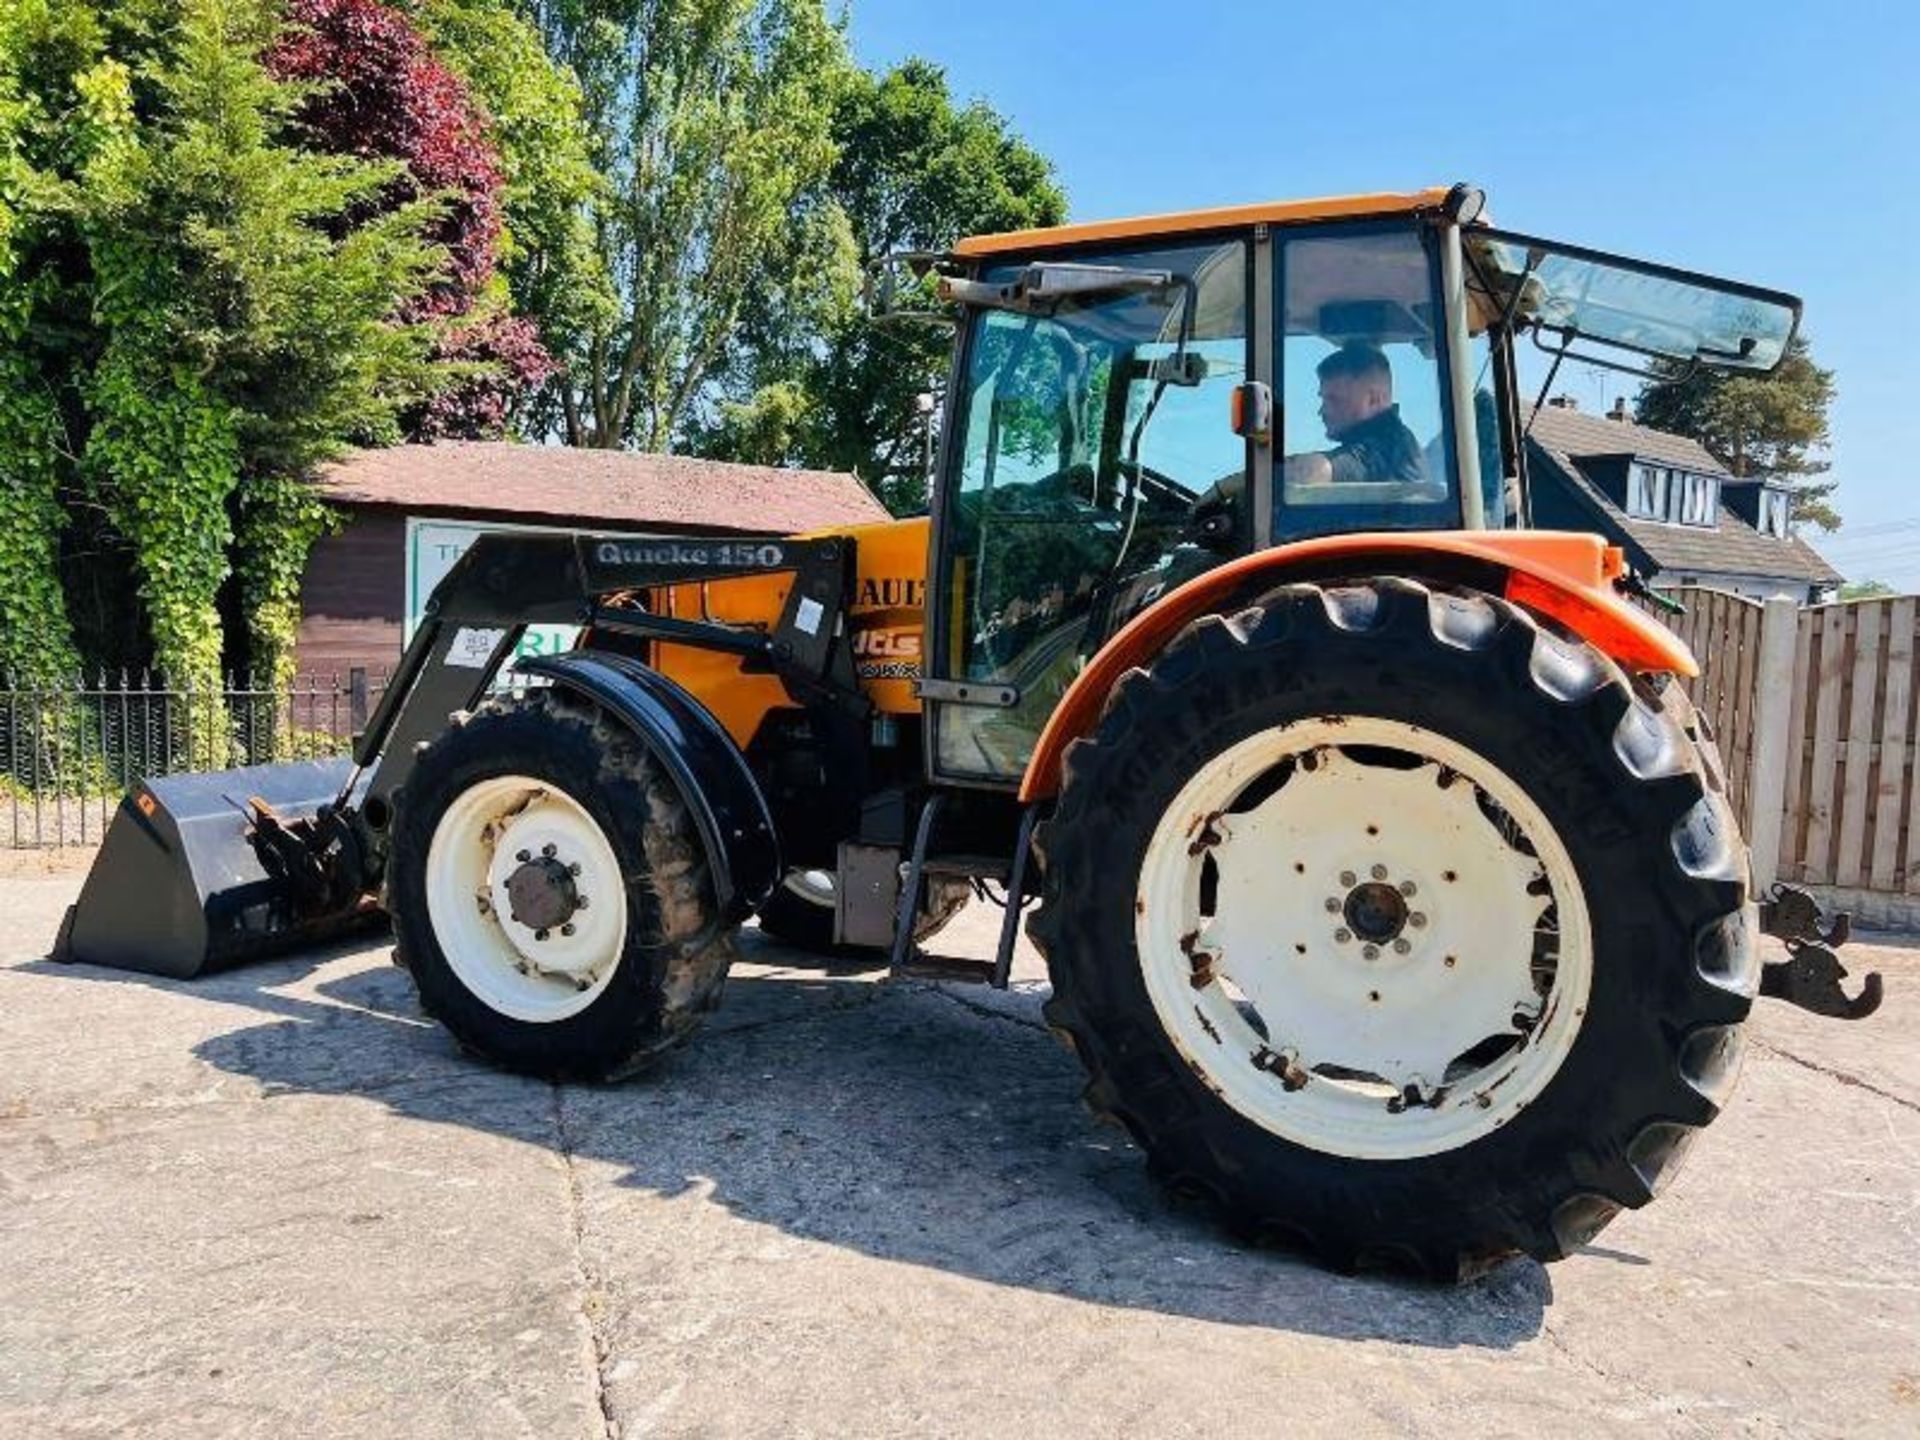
[33,927,1553,1350]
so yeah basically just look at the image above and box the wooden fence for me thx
[1656,588,1920,927]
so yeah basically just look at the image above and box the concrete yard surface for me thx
[1,854,1916,1437]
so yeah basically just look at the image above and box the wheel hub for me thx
[1342,880,1408,946]
[424,776,629,1024]
[505,855,579,932]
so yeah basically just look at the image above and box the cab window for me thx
[1277,227,1460,540]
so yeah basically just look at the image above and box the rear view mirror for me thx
[865,251,964,327]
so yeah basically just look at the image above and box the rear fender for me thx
[1018,530,1692,802]
[517,651,781,922]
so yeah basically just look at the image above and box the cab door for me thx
[924,234,1259,786]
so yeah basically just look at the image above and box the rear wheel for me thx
[388,689,735,1080]
[1031,578,1756,1275]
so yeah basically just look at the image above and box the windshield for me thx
[1465,229,1800,373]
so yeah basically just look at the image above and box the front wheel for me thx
[387,689,736,1080]
[1031,578,1757,1276]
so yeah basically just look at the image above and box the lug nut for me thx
[1410,912,1427,928]
[569,862,582,876]
[516,849,531,863]
[1334,928,1352,943]
[535,928,550,942]
[542,843,557,858]
[1399,880,1417,897]
[1370,864,1388,881]
[575,895,590,909]
[1362,944,1380,961]
[1393,938,1411,955]
[1324,897,1341,912]
[561,923,576,937]
[476,896,490,914]
[1340,870,1357,887]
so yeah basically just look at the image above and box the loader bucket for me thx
[53,759,384,979]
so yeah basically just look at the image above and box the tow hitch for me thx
[1757,885,1883,1020]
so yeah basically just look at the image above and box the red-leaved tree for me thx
[269,0,551,432]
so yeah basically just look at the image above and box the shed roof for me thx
[316,442,889,535]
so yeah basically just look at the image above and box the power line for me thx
[1823,518,1920,543]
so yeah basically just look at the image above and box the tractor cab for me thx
[896,184,1801,783]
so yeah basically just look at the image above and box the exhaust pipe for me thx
[53,758,385,979]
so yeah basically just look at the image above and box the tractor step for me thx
[893,951,998,985]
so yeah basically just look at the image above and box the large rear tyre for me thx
[1030,578,1757,1277]
[387,689,735,1080]
[755,868,970,957]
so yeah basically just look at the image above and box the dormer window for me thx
[1758,486,1792,537]
[1677,472,1718,526]
[1627,463,1718,527]
[1628,464,1671,519]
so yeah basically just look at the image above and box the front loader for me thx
[60,183,1882,1275]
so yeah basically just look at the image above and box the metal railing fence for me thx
[2,668,389,848]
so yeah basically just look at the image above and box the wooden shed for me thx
[293,442,888,677]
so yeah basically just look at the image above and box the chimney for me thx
[1608,397,1630,422]
[1546,394,1578,411]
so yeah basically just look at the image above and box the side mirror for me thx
[1230,381,1273,442]
[865,251,963,327]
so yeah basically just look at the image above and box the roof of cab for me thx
[952,186,1457,258]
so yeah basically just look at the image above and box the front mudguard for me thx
[516,651,781,923]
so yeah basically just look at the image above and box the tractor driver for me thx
[1283,342,1426,488]
[1197,341,1426,513]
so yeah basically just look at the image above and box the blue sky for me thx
[848,0,1920,588]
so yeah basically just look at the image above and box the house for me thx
[1525,399,1841,603]
[293,442,889,676]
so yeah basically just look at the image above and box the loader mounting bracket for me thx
[1756,884,1882,1021]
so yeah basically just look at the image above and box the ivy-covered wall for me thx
[0,0,567,694]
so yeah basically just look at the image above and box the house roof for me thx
[1526,404,1732,478]
[1524,407,1842,586]
[316,442,889,535]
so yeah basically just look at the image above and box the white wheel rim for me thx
[1134,716,1592,1160]
[425,774,630,1024]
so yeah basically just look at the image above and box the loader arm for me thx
[350,530,865,824]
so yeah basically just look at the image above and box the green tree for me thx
[1838,579,1896,601]
[520,0,848,451]
[700,58,1066,511]
[1636,334,1839,531]
[410,0,614,433]
[0,28,81,684]
[79,0,442,692]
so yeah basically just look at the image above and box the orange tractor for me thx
[62,184,1879,1275]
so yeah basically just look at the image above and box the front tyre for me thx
[1031,579,1757,1276]
[388,690,735,1080]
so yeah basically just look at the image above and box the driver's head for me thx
[1316,343,1394,440]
